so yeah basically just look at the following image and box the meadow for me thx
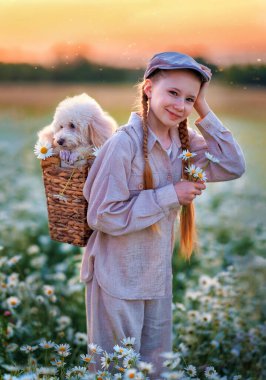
[0,82,265,380]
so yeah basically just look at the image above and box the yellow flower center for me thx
[185,152,192,157]
[40,147,48,154]
[191,170,195,174]
[129,373,135,378]
[11,300,17,305]
[198,173,203,179]
[59,347,66,352]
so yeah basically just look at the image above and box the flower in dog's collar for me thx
[34,141,54,160]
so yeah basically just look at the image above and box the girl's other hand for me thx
[193,65,212,114]
[174,180,206,205]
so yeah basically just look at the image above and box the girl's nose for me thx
[173,99,185,111]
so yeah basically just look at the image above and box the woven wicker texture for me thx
[41,156,94,247]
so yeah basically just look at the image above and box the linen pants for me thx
[85,273,173,380]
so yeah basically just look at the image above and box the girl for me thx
[80,51,245,377]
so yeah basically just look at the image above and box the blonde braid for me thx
[141,87,152,188]
[141,85,161,234]
[178,119,198,261]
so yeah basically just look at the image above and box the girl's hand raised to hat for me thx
[174,180,206,206]
[193,65,212,118]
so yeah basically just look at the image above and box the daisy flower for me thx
[123,354,135,369]
[185,164,197,177]
[160,370,185,379]
[43,285,55,297]
[80,353,96,364]
[124,368,137,379]
[178,149,197,160]
[200,312,212,324]
[137,361,154,374]
[205,152,220,163]
[121,337,136,347]
[113,344,129,358]
[74,332,87,346]
[54,343,71,357]
[100,351,112,369]
[7,255,22,266]
[39,340,55,349]
[6,296,21,308]
[187,310,199,320]
[194,167,207,182]
[50,359,66,367]
[34,141,54,160]
[161,352,181,370]
[56,315,71,331]
[185,364,197,377]
[36,367,57,376]
[20,345,39,354]
[204,366,218,379]
[92,145,103,157]
[66,366,87,379]
[88,342,103,355]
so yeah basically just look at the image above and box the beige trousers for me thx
[85,273,173,379]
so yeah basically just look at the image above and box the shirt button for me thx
[167,174,172,181]
[138,183,144,190]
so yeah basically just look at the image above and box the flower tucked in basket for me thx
[34,142,101,247]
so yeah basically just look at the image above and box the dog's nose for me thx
[57,138,65,145]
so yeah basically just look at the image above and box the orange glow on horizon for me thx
[0,0,265,67]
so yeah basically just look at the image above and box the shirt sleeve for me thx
[189,110,246,182]
[83,130,180,236]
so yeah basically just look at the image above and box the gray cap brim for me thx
[144,52,211,82]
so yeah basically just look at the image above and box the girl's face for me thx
[144,70,202,129]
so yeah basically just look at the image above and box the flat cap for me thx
[144,51,211,82]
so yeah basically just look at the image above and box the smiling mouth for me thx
[166,109,182,118]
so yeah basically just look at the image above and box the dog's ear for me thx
[37,124,54,145]
[88,113,117,146]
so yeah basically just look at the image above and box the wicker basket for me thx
[41,155,95,247]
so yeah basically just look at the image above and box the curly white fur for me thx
[37,93,117,164]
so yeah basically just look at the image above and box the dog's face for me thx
[51,94,101,150]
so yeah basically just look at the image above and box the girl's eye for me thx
[60,125,63,129]
[169,91,178,96]
[70,122,75,129]
[187,98,195,103]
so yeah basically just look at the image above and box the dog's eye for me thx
[70,122,75,129]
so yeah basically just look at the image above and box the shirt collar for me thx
[128,112,181,154]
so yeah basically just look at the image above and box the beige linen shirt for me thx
[80,111,245,300]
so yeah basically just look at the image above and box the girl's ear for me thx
[143,79,152,99]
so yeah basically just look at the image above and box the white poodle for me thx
[37,93,117,164]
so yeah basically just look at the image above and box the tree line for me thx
[0,57,265,86]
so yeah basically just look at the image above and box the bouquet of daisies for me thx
[177,149,220,260]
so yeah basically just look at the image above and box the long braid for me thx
[178,119,198,261]
[141,85,161,234]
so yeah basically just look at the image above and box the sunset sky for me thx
[0,0,265,69]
